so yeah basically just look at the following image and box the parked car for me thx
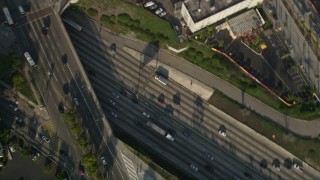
[9,104,18,111]
[155,8,163,15]
[149,4,157,10]
[144,1,155,8]
[159,11,167,17]
[14,115,23,123]
[32,153,40,161]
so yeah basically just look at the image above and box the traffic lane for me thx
[91,74,261,180]
[106,99,251,180]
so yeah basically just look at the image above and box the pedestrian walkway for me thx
[41,120,56,137]
[122,46,214,101]
[121,152,138,180]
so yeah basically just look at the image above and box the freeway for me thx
[64,11,320,180]
[4,1,128,179]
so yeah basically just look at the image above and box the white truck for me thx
[146,121,174,141]
[155,75,168,85]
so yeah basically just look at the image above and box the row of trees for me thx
[63,111,88,148]
[101,13,169,42]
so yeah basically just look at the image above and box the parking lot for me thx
[0,149,56,179]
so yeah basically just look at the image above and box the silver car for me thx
[155,8,163,15]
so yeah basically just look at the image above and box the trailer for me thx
[146,121,174,141]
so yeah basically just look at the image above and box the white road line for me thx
[121,153,138,180]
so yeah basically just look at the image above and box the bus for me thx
[62,18,83,31]
[2,7,14,25]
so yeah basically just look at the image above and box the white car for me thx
[24,52,36,67]
[293,163,303,172]
[142,112,150,118]
[219,130,227,137]
[190,164,198,171]
[73,98,80,106]
[159,11,166,17]
[109,99,116,106]
[9,104,18,111]
[32,153,40,161]
[101,156,107,166]
[112,92,119,99]
[42,136,50,143]
[9,146,16,153]
[155,8,163,15]
[111,112,118,118]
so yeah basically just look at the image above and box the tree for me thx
[71,124,82,136]
[82,153,96,167]
[76,135,88,148]
[44,162,53,172]
[63,111,76,122]
[0,129,10,144]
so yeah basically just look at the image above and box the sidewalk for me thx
[96,25,320,138]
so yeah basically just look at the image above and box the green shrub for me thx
[87,8,98,17]
[71,124,82,136]
[117,13,133,24]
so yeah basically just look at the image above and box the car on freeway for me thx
[32,153,40,161]
[218,125,227,137]
[149,4,157,10]
[234,175,241,180]
[112,92,119,99]
[142,112,150,118]
[109,99,116,106]
[111,112,118,118]
[24,52,36,67]
[243,172,252,178]
[205,153,214,160]
[182,130,191,137]
[42,135,50,143]
[205,164,214,172]
[190,164,198,172]
[101,156,107,167]
[9,146,16,153]
[155,8,163,15]
[272,159,280,171]
[218,129,227,137]
[42,27,48,36]
[293,163,303,172]
[73,98,79,106]
[159,11,166,17]
[9,104,18,111]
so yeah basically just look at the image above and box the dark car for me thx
[244,172,252,178]
[79,165,85,176]
[205,164,214,172]
[42,27,49,36]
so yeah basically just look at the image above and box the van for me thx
[144,1,155,8]
[24,52,36,67]
[18,6,25,15]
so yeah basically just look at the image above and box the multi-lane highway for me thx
[2,1,128,179]
[64,11,320,180]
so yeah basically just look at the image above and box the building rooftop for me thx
[184,0,244,22]
[228,9,263,37]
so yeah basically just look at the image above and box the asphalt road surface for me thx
[4,1,128,179]
[64,11,320,180]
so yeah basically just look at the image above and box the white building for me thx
[180,0,263,32]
